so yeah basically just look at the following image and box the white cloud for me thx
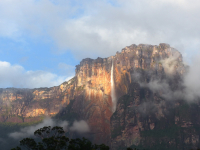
[0,61,69,88]
[1,0,200,60]
[51,0,200,59]
[9,118,69,139]
[161,51,181,75]
[9,118,89,139]
[139,53,200,102]
[184,56,200,100]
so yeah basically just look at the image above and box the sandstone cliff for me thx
[1,43,199,150]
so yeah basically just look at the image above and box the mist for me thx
[184,55,200,101]
[9,118,90,139]
[70,120,90,133]
[139,53,200,102]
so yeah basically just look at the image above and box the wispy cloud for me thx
[184,55,200,100]
[139,54,200,102]
[9,118,90,139]
[9,118,59,139]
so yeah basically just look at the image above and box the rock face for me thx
[1,43,200,150]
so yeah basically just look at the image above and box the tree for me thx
[11,126,69,150]
[68,137,109,150]
[11,126,109,150]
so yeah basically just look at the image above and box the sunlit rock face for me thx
[0,87,64,123]
[74,57,113,144]
[1,43,199,150]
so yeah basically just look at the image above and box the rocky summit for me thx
[1,43,200,150]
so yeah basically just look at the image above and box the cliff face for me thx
[0,58,113,145]
[109,44,200,150]
[0,43,199,150]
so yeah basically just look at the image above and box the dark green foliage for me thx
[68,137,93,150]
[11,126,109,150]
[11,126,69,150]
[19,138,37,149]
[11,147,21,150]
[34,126,65,138]
[127,148,145,150]
[96,144,110,150]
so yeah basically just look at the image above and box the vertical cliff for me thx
[1,43,199,150]
[109,44,199,150]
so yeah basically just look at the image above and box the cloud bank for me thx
[0,61,70,88]
[0,0,200,60]
[184,56,200,100]
[139,54,200,102]
[9,118,90,139]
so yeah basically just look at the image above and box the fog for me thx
[9,118,90,139]
[139,53,200,102]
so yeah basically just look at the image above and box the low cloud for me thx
[9,118,68,139]
[161,51,181,75]
[143,80,170,93]
[70,120,90,133]
[138,53,200,102]
[138,102,157,115]
[0,61,71,88]
[9,118,89,139]
[183,55,200,100]
[141,78,183,100]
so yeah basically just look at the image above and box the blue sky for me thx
[0,0,200,88]
[0,37,77,74]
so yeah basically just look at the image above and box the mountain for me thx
[0,43,200,150]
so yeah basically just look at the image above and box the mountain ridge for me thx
[1,43,199,150]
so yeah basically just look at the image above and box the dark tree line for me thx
[11,126,200,150]
[11,126,109,150]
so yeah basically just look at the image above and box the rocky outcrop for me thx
[109,44,199,150]
[1,43,199,150]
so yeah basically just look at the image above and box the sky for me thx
[0,0,200,88]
